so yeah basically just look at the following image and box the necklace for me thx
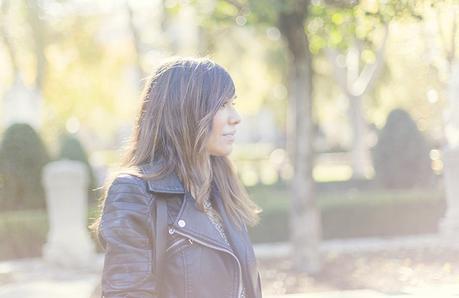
[203,197,246,298]
[203,197,230,246]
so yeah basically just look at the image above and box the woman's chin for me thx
[210,146,233,157]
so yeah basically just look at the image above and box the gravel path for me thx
[259,246,459,296]
[1,235,458,297]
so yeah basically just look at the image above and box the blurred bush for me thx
[372,108,434,189]
[0,123,50,210]
[57,133,98,203]
[247,184,445,243]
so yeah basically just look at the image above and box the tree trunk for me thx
[0,0,18,78]
[126,1,145,90]
[25,0,46,90]
[279,3,322,274]
[348,93,370,178]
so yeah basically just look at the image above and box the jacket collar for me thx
[139,159,232,250]
[139,160,185,195]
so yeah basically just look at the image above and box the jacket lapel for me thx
[172,190,233,252]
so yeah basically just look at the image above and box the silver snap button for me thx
[178,219,186,228]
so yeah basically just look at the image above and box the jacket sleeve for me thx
[99,174,158,298]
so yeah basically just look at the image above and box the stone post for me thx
[42,160,96,268]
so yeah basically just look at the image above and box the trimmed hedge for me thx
[0,208,103,261]
[0,185,446,260]
[247,184,446,243]
[0,210,48,260]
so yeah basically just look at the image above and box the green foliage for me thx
[372,108,434,189]
[56,133,98,202]
[307,0,421,54]
[0,123,50,210]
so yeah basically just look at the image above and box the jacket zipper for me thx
[169,227,243,298]
[166,237,193,253]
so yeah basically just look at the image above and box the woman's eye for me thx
[220,101,235,109]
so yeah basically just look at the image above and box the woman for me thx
[94,57,263,298]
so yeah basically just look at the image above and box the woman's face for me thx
[207,96,241,156]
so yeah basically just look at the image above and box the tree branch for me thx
[353,23,389,96]
[436,5,452,67]
[451,6,457,65]
[325,47,349,95]
[222,0,245,13]
[346,41,360,89]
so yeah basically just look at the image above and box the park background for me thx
[1,0,459,297]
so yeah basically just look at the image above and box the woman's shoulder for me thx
[107,165,148,189]
[111,172,145,187]
[105,172,151,205]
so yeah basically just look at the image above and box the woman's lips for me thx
[223,133,235,141]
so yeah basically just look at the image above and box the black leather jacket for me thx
[99,161,263,298]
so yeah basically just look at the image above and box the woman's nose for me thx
[230,109,241,125]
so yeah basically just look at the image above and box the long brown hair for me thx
[92,57,260,231]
